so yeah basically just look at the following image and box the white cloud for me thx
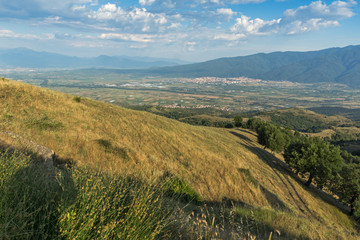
[88,4,171,32]
[185,41,196,51]
[229,0,266,3]
[225,0,356,40]
[0,29,42,39]
[213,33,246,40]
[281,0,356,34]
[230,15,281,35]
[216,8,236,20]
[284,0,357,20]
[99,33,155,42]
[130,44,148,48]
[139,0,157,6]
[286,19,339,35]
[88,3,124,21]
[71,5,87,11]
[198,0,266,4]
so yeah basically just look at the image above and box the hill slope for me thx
[0,78,359,239]
[146,45,360,87]
[254,108,353,132]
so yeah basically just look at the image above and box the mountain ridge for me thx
[0,48,188,69]
[145,45,360,87]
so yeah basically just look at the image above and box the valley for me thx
[1,78,360,239]
[1,46,360,240]
[3,69,360,112]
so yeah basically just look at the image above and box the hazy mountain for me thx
[0,48,188,69]
[146,45,360,87]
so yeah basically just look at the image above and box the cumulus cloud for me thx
[225,0,357,39]
[228,0,266,3]
[0,0,357,57]
[197,0,266,4]
[139,0,157,6]
[286,19,339,35]
[281,0,356,34]
[230,15,280,35]
[88,3,173,32]
[216,8,236,20]
[284,0,357,20]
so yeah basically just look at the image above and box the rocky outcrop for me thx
[0,131,55,168]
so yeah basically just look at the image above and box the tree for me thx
[246,118,264,132]
[234,115,243,127]
[257,124,286,153]
[330,164,360,216]
[284,137,343,187]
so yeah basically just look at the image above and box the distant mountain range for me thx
[1,45,360,87]
[145,45,360,88]
[0,48,188,69]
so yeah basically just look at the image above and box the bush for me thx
[234,115,243,127]
[73,96,82,103]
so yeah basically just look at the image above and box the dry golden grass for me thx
[305,129,336,138]
[0,78,359,239]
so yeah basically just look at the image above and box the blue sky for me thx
[0,0,359,61]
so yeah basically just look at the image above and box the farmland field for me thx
[4,69,360,113]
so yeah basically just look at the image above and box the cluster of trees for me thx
[246,118,360,216]
[267,111,328,133]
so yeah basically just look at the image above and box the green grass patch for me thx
[96,139,129,160]
[27,114,64,131]
[161,174,202,205]
[238,168,259,187]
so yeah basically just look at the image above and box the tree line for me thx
[245,117,360,216]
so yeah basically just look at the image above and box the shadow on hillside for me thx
[0,146,76,239]
[194,198,310,240]
[229,130,351,217]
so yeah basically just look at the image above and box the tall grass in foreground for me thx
[2,150,357,239]
[0,151,174,239]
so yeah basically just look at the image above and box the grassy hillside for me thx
[255,108,352,132]
[0,78,359,239]
[309,107,360,122]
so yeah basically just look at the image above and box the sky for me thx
[0,0,359,62]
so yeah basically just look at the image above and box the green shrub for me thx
[73,96,82,103]
[161,174,202,204]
